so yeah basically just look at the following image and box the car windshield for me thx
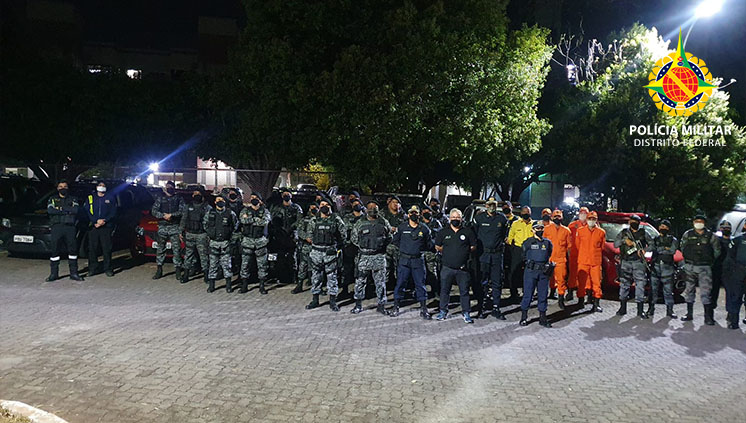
[599,221,659,242]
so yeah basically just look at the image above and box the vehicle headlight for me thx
[1,218,10,228]
[136,226,145,236]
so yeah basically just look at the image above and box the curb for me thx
[0,401,69,423]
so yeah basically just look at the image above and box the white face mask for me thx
[587,220,597,228]
[97,186,107,193]
[578,213,587,222]
[693,222,705,230]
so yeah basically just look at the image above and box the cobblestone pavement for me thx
[1,253,745,423]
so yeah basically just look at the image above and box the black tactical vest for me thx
[312,218,336,246]
[653,234,675,264]
[205,210,234,241]
[359,219,387,252]
[185,205,205,233]
[158,195,182,223]
[682,229,715,265]
[241,208,266,238]
[620,228,648,260]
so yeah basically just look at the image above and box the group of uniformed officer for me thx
[43,181,746,330]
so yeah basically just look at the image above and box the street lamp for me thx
[685,0,725,45]
[148,162,159,172]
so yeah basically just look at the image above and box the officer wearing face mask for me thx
[384,196,406,286]
[151,181,185,280]
[292,203,318,294]
[238,192,271,295]
[179,189,211,284]
[421,205,443,299]
[575,211,605,312]
[46,180,84,282]
[429,198,449,229]
[544,210,571,309]
[474,198,508,320]
[341,198,365,298]
[567,206,590,302]
[679,215,721,324]
[86,181,116,277]
[723,225,746,329]
[435,208,477,323]
[506,206,534,303]
[649,219,678,318]
[519,222,553,327]
[614,215,653,319]
[711,220,733,310]
[350,200,393,315]
[225,188,244,275]
[392,205,433,319]
[305,200,346,311]
[203,195,238,293]
[341,191,361,218]
[270,188,304,285]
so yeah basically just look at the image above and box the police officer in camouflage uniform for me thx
[350,200,392,315]
[203,195,238,293]
[270,188,304,284]
[723,231,746,329]
[680,214,721,324]
[711,220,733,310]
[429,198,449,229]
[179,188,211,284]
[648,219,678,318]
[421,205,443,299]
[305,200,346,312]
[45,180,84,282]
[292,203,317,294]
[341,198,365,298]
[614,215,653,319]
[225,188,244,274]
[474,198,508,320]
[384,196,406,286]
[152,181,185,280]
[239,192,271,295]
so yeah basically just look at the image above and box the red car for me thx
[131,189,215,262]
[595,212,685,298]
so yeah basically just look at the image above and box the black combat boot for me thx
[225,277,233,293]
[180,269,189,284]
[69,259,84,281]
[492,306,506,321]
[616,300,627,316]
[637,302,649,319]
[350,300,363,314]
[207,279,215,293]
[647,302,655,316]
[175,266,182,281]
[239,278,249,294]
[204,272,209,284]
[591,298,602,313]
[46,260,60,282]
[306,294,320,309]
[703,304,715,326]
[329,295,340,312]
[577,296,585,308]
[259,280,268,295]
[389,302,400,317]
[539,311,552,328]
[558,296,566,310]
[587,293,593,306]
[291,279,304,294]
[376,303,389,316]
[420,300,431,320]
[152,265,163,280]
[519,309,529,326]
[680,302,694,321]
[565,289,574,301]
[666,304,678,319]
[548,288,558,300]
[727,313,740,330]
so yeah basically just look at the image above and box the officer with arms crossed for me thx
[203,195,238,293]
[46,180,84,282]
[435,208,477,324]
[350,200,392,315]
[305,200,346,312]
[238,192,271,295]
[474,198,508,320]
[179,188,211,284]
[86,181,116,277]
[649,219,679,318]
[391,205,432,319]
[679,214,721,324]
[151,181,185,280]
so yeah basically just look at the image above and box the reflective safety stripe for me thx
[88,195,94,215]
[68,255,78,260]
[50,256,61,261]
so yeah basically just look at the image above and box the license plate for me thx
[152,241,172,249]
[267,253,277,262]
[13,235,34,243]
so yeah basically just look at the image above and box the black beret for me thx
[693,214,707,221]
[250,191,262,200]
[660,219,672,227]
[629,215,641,222]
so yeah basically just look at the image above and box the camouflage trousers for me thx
[296,244,312,284]
[183,232,209,274]
[310,248,339,296]
[619,260,647,303]
[683,263,713,305]
[156,224,183,266]
[240,237,268,282]
[650,262,675,306]
[385,243,399,284]
[230,232,242,272]
[208,240,232,279]
[424,251,439,294]
[355,253,387,304]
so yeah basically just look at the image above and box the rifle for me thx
[625,228,651,273]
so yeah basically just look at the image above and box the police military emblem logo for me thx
[460,234,466,241]
[643,28,717,117]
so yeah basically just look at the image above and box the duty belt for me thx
[526,261,548,270]
[399,252,422,259]
[312,245,335,251]
[483,245,504,254]
[360,249,384,255]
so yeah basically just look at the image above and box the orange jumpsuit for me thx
[575,225,606,299]
[544,223,571,294]
[568,220,587,290]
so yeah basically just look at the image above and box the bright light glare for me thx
[523,166,531,173]
[695,0,724,18]
[149,162,159,172]
[563,197,576,204]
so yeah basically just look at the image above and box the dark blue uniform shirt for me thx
[522,236,553,264]
[86,193,117,225]
[393,222,432,257]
